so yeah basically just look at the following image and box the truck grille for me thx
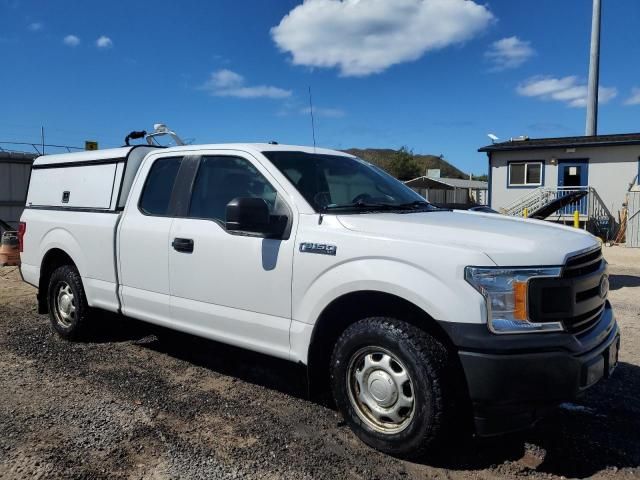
[566,304,605,334]
[528,247,606,336]
[563,247,603,278]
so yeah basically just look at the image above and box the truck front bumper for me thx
[439,301,619,436]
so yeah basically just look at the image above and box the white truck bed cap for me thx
[32,147,136,166]
[27,145,157,211]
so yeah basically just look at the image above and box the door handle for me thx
[172,238,194,253]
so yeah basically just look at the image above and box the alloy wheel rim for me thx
[346,347,415,434]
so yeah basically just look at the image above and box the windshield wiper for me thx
[322,199,433,212]
[395,200,432,209]
[322,201,400,212]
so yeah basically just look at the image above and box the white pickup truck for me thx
[19,141,619,457]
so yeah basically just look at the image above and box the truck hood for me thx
[337,210,599,266]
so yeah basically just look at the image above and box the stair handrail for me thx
[502,186,546,216]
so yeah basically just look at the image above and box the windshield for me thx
[263,151,432,213]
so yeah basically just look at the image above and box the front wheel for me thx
[330,317,456,458]
[47,265,91,339]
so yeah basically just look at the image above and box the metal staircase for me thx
[502,187,552,217]
[502,187,616,239]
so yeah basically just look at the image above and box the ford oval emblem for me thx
[599,275,609,299]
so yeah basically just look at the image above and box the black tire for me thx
[47,265,91,339]
[330,317,456,459]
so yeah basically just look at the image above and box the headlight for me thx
[465,266,563,334]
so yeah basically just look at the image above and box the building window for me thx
[508,161,543,187]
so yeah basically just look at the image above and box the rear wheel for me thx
[330,317,455,458]
[47,265,91,339]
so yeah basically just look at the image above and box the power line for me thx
[0,140,83,155]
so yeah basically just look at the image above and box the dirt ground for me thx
[0,246,639,480]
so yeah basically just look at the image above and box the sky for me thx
[1,0,639,175]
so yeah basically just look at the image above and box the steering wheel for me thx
[351,193,373,204]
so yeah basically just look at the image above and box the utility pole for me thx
[585,0,601,136]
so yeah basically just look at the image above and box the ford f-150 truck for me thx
[19,140,619,458]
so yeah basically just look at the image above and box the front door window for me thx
[561,165,584,187]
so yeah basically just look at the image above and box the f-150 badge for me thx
[299,243,337,256]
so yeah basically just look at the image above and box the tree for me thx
[471,173,489,181]
[386,146,421,181]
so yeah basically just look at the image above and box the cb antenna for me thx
[308,86,316,152]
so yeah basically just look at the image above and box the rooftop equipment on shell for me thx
[124,123,185,147]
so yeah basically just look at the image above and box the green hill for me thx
[344,148,469,180]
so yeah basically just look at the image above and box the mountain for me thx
[343,148,469,179]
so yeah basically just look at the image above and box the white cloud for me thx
[96,35,113,48]
[516,75,617,108]
[300,106,346,118]
[28,22,42,32]
[63,35,80,47]
[485,36,534,70]
[211,69,243,88]
[271,0,494,77]
[200,69,292,99]
[624,87,640,106]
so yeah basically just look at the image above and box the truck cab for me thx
[19,140,619,458]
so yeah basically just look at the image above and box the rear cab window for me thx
[139,157,182,216]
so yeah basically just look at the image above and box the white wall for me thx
[489,144,640,217]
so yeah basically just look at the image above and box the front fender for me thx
[293,257,486,327]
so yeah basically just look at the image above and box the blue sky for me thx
[1,0,639,175]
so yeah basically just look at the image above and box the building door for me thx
[557,159,589,215]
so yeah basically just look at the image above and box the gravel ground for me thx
[0,246,639,479]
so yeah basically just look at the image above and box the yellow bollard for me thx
[573,210,580,228]
[523,208,528,218]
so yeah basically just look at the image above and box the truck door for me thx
[168,152,296,359]
[118,155,183,324]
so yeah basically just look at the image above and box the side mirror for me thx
[225,197,286,237]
